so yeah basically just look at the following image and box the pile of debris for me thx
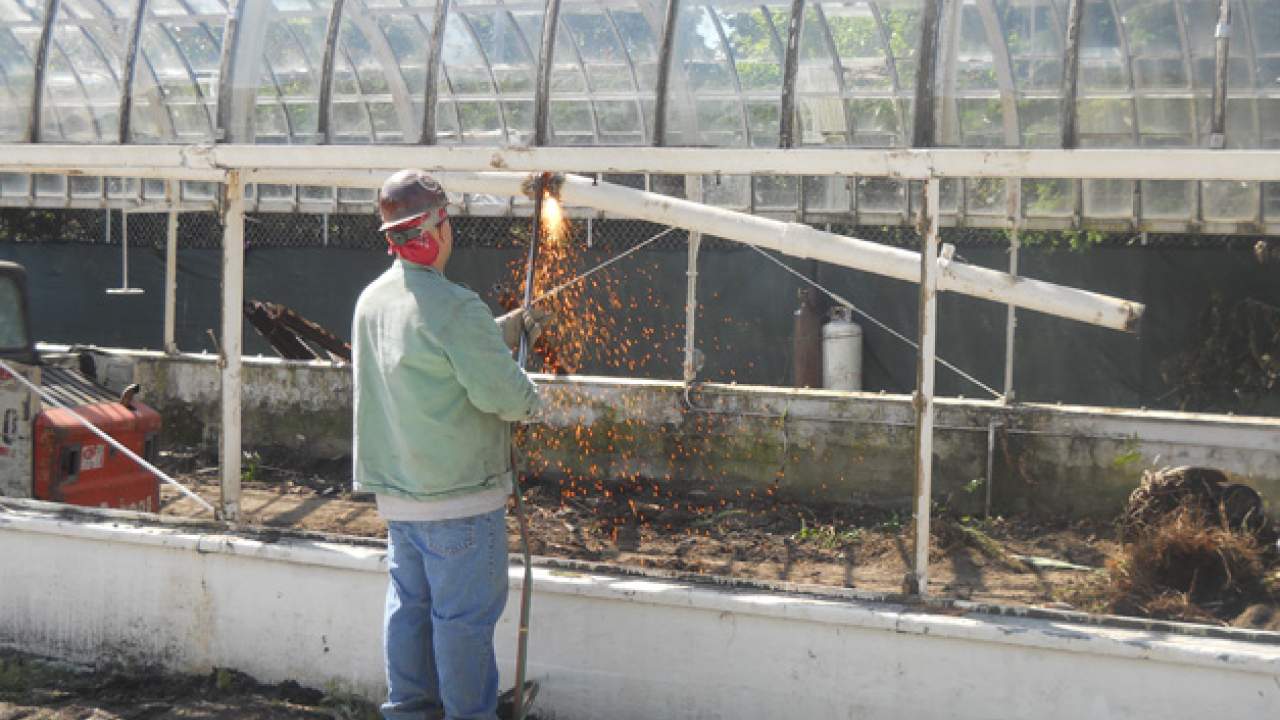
[1101,467,1279,625]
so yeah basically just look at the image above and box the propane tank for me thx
[792,287,822,388]
[822,306,862,391]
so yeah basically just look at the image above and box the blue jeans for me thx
[382,509,508,720]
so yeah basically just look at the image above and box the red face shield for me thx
[384,208,447,266]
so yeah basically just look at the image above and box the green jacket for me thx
[352,260,538,501]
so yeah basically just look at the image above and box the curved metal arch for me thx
[256,20,307,142]
[76,0,169,143]
[1233,0,1262,150]
[651,0,679,145]
[338,1,416,142]
[1059,0,1082,147]
[758,2,786,60]
[455,10,512,142]
[117,0,150,142]
[28,0,60,142]
[776,0,802,148]
[131,30,181,141]
[267,16,326,142]
[705,5,752,145]
[808,4,855,145]
[1210,0,1231,144]
[412,10,463,143]
[316,0,344,142]
[331,30,381,142]
[868,1,908,147]
[911,0,941,147]
[46,28,115,140]
[550,9,603,144]
[421,0,450,144]
[153,13,219,139]
[534,0,566,145]
[602,7,649,141]
[1169,0,1198,145]
[1102,0,1139,147]
[974,0,1018,147]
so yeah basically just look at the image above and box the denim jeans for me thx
[382,508,508,720]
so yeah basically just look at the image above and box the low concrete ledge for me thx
[2,500,1278,720]
[62,346,1280,520]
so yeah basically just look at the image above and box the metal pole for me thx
[117,0,152,144]
[683,174,702,384]
[652,0,680,146]
[1003,181,1020,401]
[121,210,130,287]
[219,171,245,522]
[1061,0,1084,148]
[28,0,61,143]
[778,0,804,149]
[164,181,179,353]
[510,171,551,720]
[907,177,940,598]
[533,0,565,146]
[419,0,451,144]
[1210,0,1232,148]
[316,0,347,144]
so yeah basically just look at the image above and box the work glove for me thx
[497,306,552,351]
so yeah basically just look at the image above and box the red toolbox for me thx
[32,366,161,513]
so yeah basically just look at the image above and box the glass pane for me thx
[132,9,228,143]
[333,3,435,144]
[819,0,919,146]
[796,6,845,145]
[252,0,332,144]
[0,0,45,141]
[42,0,137,142]
[668,3,743,146]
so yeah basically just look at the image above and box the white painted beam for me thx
[0,144,1278,181]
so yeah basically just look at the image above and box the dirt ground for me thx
[159,464,1118,609]
[0,648,378,720]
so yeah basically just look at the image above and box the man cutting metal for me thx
[353,169,547,720]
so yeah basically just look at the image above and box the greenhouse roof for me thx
[1,0,1278,231]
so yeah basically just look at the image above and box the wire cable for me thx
[747,245,1003,400]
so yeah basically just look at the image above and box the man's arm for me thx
[439,294,539,422]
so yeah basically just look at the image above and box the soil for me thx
[0,648,377,720]
[159,464,1119,609]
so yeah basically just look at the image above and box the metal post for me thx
[164,181,179,353]
[907,177,940,598]
[683,174,702,384]
[1210,0,1232,148]
[420,0,451,144]
[652,0,680,146]
[1060,0,1084,148]
[533,0,565,146]
[117,0,152,144]
[911,0,942,148]
[1003,181,1020,401]
[778,0,804,149]
[28,0,61,143]
[316,0,347,144]
[220,171,245,522]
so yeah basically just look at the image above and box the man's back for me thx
[352,260,538,503]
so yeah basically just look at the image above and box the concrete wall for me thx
[1,500,1277,720]
[77,348,1280,521]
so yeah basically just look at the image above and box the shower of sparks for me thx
[501,201,779,547]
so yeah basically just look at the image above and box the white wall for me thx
[2,500,1277,720]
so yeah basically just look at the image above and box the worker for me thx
[353,169,546,720]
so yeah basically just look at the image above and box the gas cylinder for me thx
[822,306,862,391]
[792,287,822,388]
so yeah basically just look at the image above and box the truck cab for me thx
[0,261,161,512]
